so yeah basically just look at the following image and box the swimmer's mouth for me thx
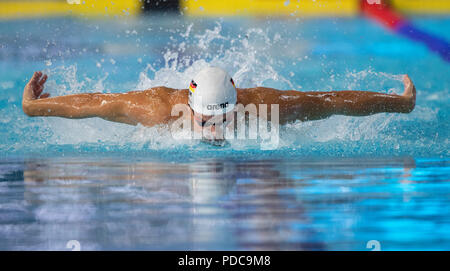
[190,107,231,127]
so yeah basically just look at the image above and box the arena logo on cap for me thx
[207,102,229,110]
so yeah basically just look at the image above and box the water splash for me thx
[1,19,446,157]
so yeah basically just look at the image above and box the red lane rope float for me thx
[361,0,450,62]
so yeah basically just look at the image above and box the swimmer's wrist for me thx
[22,99,41,117]
[22,100,34,116]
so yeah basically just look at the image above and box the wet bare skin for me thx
[22,71,416,127]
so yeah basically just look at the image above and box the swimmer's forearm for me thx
[324,91,415,116]
[276,89,414,123]
[23,93,129,121]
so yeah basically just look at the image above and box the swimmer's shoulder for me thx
[140,86,188,94]
[237,87,279,95]
[140,86,176,94]
[140,86,189,105]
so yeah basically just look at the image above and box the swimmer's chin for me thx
[201,138,228,147]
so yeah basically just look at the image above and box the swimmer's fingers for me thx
[402,74,416,98]
[34,83,44,97]
[38,74,48,87]
[403,75,415,91]
[31,71,41,82]
[403,74,411,85]
[24,72,41,101]
[25,72,50,100]
[28,72,41,88]
[28,71,42,93]
[34,74,47,97]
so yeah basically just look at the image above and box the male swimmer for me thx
[22,67,416,143]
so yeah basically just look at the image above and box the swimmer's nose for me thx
[209,125,225,134]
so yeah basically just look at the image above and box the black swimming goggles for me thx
[189,106,232,127]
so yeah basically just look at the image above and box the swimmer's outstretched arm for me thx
[239,75,416,124]
[22,72,174,126]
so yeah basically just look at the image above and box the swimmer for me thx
[22,67,416,141]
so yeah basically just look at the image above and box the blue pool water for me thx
[0,15,449,250]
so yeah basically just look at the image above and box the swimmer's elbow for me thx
[98,100,139,126]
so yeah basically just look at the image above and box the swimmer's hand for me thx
[402,74,416,112]
[402,74,416,99]
[23,71,49,103]
[22,71,50,115]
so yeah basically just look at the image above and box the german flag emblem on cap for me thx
[189,80,197,93]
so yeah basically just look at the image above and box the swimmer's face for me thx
[190,107,234,139]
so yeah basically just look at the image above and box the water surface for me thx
[0,16,449,250]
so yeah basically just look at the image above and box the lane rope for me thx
[361,0,450,62]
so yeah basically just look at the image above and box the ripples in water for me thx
[0,156,449,250]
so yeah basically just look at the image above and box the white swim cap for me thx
[188,67,237,116]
